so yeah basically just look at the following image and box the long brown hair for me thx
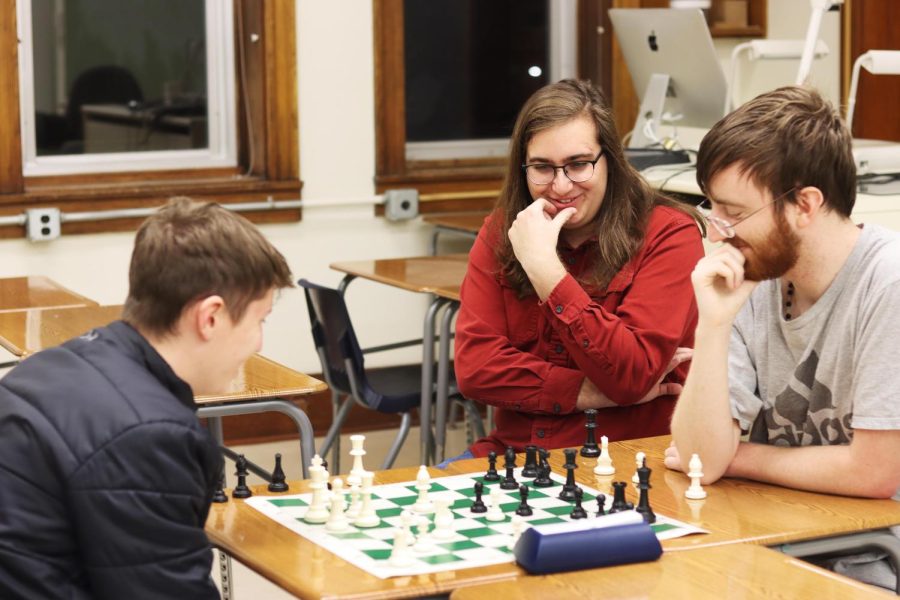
[495,79,700,297]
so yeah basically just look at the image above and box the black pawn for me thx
[608,481,633,513]
[533,449,553,488]
[212,472,229,503]
[570,488,588,519]
[558,448,581,502]
[595,493,606,516]
[471,481,487,513]
[267,453,289,493]
[515,484,533,516]
[522,445,539,478]
[580,409,600,458]
[500,447,518,490]
[232,454,252,499]
[634,458,656,524]
[484,451,501,482]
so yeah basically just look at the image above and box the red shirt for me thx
[455,205,703,457]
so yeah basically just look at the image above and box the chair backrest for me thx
[298,279,368,399]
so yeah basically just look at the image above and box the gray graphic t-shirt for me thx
[728,224,900,589]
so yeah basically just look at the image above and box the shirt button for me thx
[553,403,561,414]
[555,344,564,353]
[555,305,563,314]
[536,429,545,438]
[582,339,589,348]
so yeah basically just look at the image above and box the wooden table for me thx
[0,276,97,313]
[423,212,488,255]
[448,543,894,599]
[330,254,468,465]
[0,304,122,356]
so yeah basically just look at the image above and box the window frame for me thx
[0,0,301,238]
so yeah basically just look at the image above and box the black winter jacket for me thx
[0,320,223,599]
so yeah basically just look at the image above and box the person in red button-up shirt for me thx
[454,79,705,457]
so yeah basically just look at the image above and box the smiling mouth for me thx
[549,196,579,206]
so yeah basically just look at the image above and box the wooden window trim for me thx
[0,0,301,238]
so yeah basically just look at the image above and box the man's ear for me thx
[193,295,227,342]
[791,186,826,229]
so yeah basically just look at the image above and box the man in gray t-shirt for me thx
[668,86,900,591]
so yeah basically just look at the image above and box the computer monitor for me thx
[608,8,727,148]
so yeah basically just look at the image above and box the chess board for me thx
[244,469,706,579]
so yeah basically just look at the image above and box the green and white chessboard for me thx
[244,468,705,579]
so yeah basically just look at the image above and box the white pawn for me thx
[347,434,367,487]
[432,498,454,539]
[485,487,505,522]
[325,478,350,532]
[413,517,435,552]
[508,514,528,550]
[685,453,708,500]
[345,483,362,520]
[632,451,646,485]
[593,435,615,476]
[412,465,434,513]
[354,471,381,528]
[389,529,415,567]
[400,510,417,546]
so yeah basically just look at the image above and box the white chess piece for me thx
[353,471,381,528]
[347,434,367,487]
[345,483,361,520]
[632,451,646,485]
[412,465,434,513]
[508,514,528,550]
[593,435,615,476]
[685,453,708,500]
[413,517,435,552]
[325,478,350,532]
[485,487,505,522]
[303,460,330,524]
[432,498,454,539]
[389,528,415,567]
[400,510,417,546]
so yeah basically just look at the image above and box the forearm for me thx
[670,322,740,482]
[521,256,567,302]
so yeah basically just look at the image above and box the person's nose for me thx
[550,168,574,195]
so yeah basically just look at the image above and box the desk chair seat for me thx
[299,280,483,470]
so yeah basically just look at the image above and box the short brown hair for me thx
[123,197,292,335]
[496,78,700,297]
[697,86,856,216]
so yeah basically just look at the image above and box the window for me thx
[0,0,300,236]
[374,0,602,211]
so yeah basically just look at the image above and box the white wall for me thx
[0,0,848,376]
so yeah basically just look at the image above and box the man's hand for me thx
[576,347,693,410]
[508,199,575,300]
[692,245,758,328]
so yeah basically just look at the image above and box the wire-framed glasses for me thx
[522,150,604,185]
[704,188,796,239]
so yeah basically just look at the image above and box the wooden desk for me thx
[0,304,122,356]
[0,276,97,313]
[448,543,893,599]
[330,254,469,465]
[423,212,488,255]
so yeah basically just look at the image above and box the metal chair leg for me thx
[218,549,233,600]
[382,412,412,469]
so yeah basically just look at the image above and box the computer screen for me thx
[609,8,727,145]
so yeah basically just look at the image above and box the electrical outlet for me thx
[384,189,419,221]
[26,208,61,242]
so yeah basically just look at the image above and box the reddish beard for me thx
[727,211,800,281]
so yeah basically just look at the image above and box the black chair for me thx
[298,279,484,470]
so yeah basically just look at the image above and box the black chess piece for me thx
[322,458,332,490]
[608,481,633,513]
[558,448,581,502]
[232,454,252,499]
[484,451,501,482]
[570,487,588,519]
[634,458,656,524]
[471,481,488,513]
[515,484,533,516]
[580,409,600,458]
[595,493,606,516]
[212,472,229,503]
[533,449,553,488]
[500,447,518,490]
[522,445,539,478]
[267,453,289,493]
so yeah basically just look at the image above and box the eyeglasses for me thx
[522,150,604,185]
[704,188,796,239]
